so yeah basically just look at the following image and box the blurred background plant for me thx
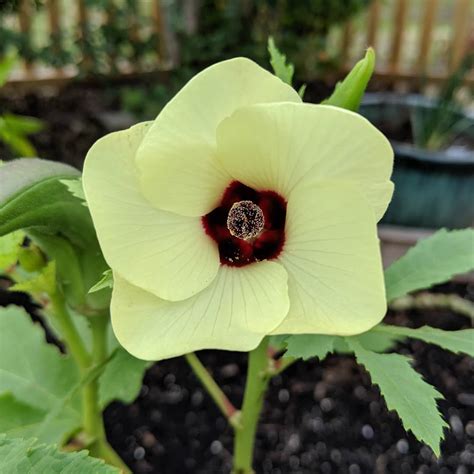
[0,52,43,157]
[410,52,474,151]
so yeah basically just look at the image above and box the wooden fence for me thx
[2,0,473,86]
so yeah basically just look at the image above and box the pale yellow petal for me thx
[82,122,219,302]
[111,261,290,360]
[273,181,386,335]
[136,58,302,217]
[217,102,393,222]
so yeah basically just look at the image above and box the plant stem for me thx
[83,316,108,447]
[185,353,240,428]
[49,292,91,370]
[232,338,271,474]
[84,316,130,473]
[49,298,129,473]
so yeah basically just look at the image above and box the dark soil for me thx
[103,283,474,474]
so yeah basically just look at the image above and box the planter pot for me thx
[360,93,474,229]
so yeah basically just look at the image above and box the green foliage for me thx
[0,305,148,446]
[60,178,87,206]
[0,52,17,87]
[285,335,335,360]
[0,230,24,271]
[267,37,294,85]
[411,53,474,151]
[0,55,44,158]
[347,340,448,455]
[0,158,110,311]
[282,328,401,360]
[374,325,474,357]
[0,393,45,439]
[17,243,46,272]
[0,306,82,444]
[99,348,149,408]
[11,261,56,297]
[322,47,375,111]
[384,228,474,302]
[89,269,113,293]
[0,435,119,473]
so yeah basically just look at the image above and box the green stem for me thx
[185,353,240,428]
[273,356,296,376]
[49,298,129,473]
[49,292,91,370]
[82,316,108,446]
[83,315,130,473]
[232,338,270,474]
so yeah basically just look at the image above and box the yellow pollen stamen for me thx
[227,200,265,240]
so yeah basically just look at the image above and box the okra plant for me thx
[0,44,473,473]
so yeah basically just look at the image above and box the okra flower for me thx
[83,58,393,361]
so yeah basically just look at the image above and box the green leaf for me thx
[283,334,336,360]
[0,158,87,244]
[2,113,44,135]
[0,230,24,270]
[268,36,294,85]
[384,228,474,302]
[345,329,401,353]
[0,159,110,311]
[89,269,113,293]
[0,121,37,157]
[297,83,307,99]
[322,47,375,111]
[60,178,87,207]
[0,52,17,87]
[347,339,448,455]
[0,306,81,444]
[99,348,148,408]
[0,393,45,439]
[11,261,56,297]
[373,324,474,357]
[0,435,119,473]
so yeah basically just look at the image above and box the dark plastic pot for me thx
[359,93,474,229]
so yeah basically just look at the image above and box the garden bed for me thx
[102,283,474,474]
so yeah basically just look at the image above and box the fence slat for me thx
[417,0,439,75]
[389,0,408,73]
[151,0,168,65]
[450,0,471,73]
[77,0,91,70]
[47,0,62,59]
[367,0,381,48]
[18,0,33,72]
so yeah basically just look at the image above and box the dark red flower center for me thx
[202,181,287,267]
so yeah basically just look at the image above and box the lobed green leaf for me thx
[99,348,149,408]
[0,393,45,440]
[373,324,474,357]
[267,36,295,85]
[347,339,448,455]
[0,306,81,444]
[60,178,87,207]
[384,228,474,302]
[0,435,119,473]
[284,334,336,360]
